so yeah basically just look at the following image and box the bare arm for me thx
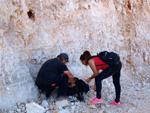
[64,70,75,86]
[86,59,99,83]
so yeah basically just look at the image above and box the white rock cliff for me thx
[0,0,150,108]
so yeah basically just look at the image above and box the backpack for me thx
[66,77,89,101]
[97,51,120,65]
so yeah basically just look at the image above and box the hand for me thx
[70,83,75,87]
[68,79,75,87]
[86,78,91,83]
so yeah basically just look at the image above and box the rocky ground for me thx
[0,76,150,113]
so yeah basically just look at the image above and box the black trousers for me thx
[37,74,68,98]
[95,62,122,102]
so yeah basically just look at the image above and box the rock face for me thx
[0,0,150,108]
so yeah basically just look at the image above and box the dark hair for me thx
[80,51,91,65]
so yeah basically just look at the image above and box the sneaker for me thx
[110,100,120,105]
[90,97,102,104]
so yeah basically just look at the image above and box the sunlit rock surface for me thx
[0,0,150,108]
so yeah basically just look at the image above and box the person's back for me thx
[35,58,68,86]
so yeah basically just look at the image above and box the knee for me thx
[95,76,102,83]
[37,85,42,90]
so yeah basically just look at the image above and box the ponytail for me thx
[80,51,91,65]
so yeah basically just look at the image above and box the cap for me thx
[59,53,69,62]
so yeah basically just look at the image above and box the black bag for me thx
[66,77,89,101]
[97,51,120,65]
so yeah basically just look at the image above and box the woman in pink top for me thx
[80,51,122,105]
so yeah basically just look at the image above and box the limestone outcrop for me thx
[0,0,149,108]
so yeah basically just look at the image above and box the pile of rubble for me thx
[0,79,150,113]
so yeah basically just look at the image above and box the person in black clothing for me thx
[35,53,75,98]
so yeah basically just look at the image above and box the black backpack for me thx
[97,51,120,65]
[66,77,89,101]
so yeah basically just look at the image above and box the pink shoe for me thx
[90,97,102,104]
[110,100,120,105]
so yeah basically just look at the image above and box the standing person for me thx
[35,53,75,99]
[80,51,122,105]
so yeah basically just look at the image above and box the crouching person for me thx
[35,53,75,99]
